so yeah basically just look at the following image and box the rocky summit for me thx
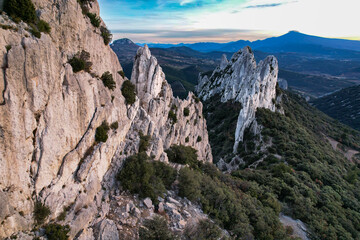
[196,47,280,153]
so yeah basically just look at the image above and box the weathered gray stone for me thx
[143,198,153,209]
[97,219,119,240]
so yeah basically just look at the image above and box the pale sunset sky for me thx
[98,0,360,43]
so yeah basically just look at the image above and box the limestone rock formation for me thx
[196,46,279,152]
[0,0,211,238]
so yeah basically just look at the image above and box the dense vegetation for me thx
[68,50,92,73]
[203,94,242,163]
[121,80,136,105]
[100,26,112,45]
[183,219,223,240]
[86,12,101,28]
[101,71,116,90]
[117,152,176,203]
[44,223,70,240]
[165,145,200,169]
[4,0,51,37]
[95,121,109,143]
[139,216,175,240]
[4,0,36,23]
[230,91,360,239]
[119,144,296,239]
[34,201,51,225]
[312,84,360,131]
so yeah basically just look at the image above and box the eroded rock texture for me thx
[196,47,279,152]
[0,1,211,237]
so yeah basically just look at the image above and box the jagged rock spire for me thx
[131,44,166,110]
[196,46,279,152]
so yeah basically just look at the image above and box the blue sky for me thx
[98,0,360,43]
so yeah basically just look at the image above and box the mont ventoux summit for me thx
[0,0,360,239]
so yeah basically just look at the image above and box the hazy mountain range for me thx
[141,31,360,54]
[112,31,360,99]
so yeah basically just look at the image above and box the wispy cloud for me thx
[180,0,196,6]
[245,3,282,8]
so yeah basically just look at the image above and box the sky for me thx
[98,0,360,43]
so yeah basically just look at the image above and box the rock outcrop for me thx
[196,46,279,152]
[0,0,211,238]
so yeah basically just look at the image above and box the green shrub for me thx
[178,167,201,201]
[139,132,151,152]
[139,216,175,240]
[77,0,94,14]
[68,50,92,73]
[192,95,200,103]
[101,71,116,90]
[5,45,11,52]
[185,136,189,143]
[197,136,202,142]
[183,107,190,116]
[37,20,51,34]
[165,145,199,169]
[4,0,36,23]
[118,70,125,78]
[121,80,136,105]
[184,219,222,240]
[117,153,173,203]
[168,110,177,124]
[44,223,70,240]
[34,201,51,225]
[95,121,109,143]
[153,161,177,189]
[86,13,100,28]
[57,207,67,221]
[29,26,41,38]
[100,26,112,45]
[110,121,118,130]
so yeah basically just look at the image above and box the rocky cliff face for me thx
[196,47,279,154]
[0,0,211,238]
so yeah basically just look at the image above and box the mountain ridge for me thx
[139,31,360,53]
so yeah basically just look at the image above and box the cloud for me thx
[245,3,282,8]
[111,28,271,43]
[180,0,196,6]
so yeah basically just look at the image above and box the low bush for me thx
[183,219,222,240]
[68,50,92,73]
[139,132,151,152]
[139,216,175,240]
[197,136,202,142]
[4,0,36,23]
[44,223,70,240]
[183,107,190,116]
[86,13,100,28]
[121,80,136,105]
[118,70,125,78]
[168,110,177,124]
[37,20,51,34]
[34,201,51,225]
[101,71,116,90]
[29,26,41,38]
[165,145,199,169]
[95,121,109,143]
[100,26,112,45]
[117,153,176,203]
[77,0,94,14]
[110,121,118,130]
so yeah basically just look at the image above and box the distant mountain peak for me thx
[112,38,137,45]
